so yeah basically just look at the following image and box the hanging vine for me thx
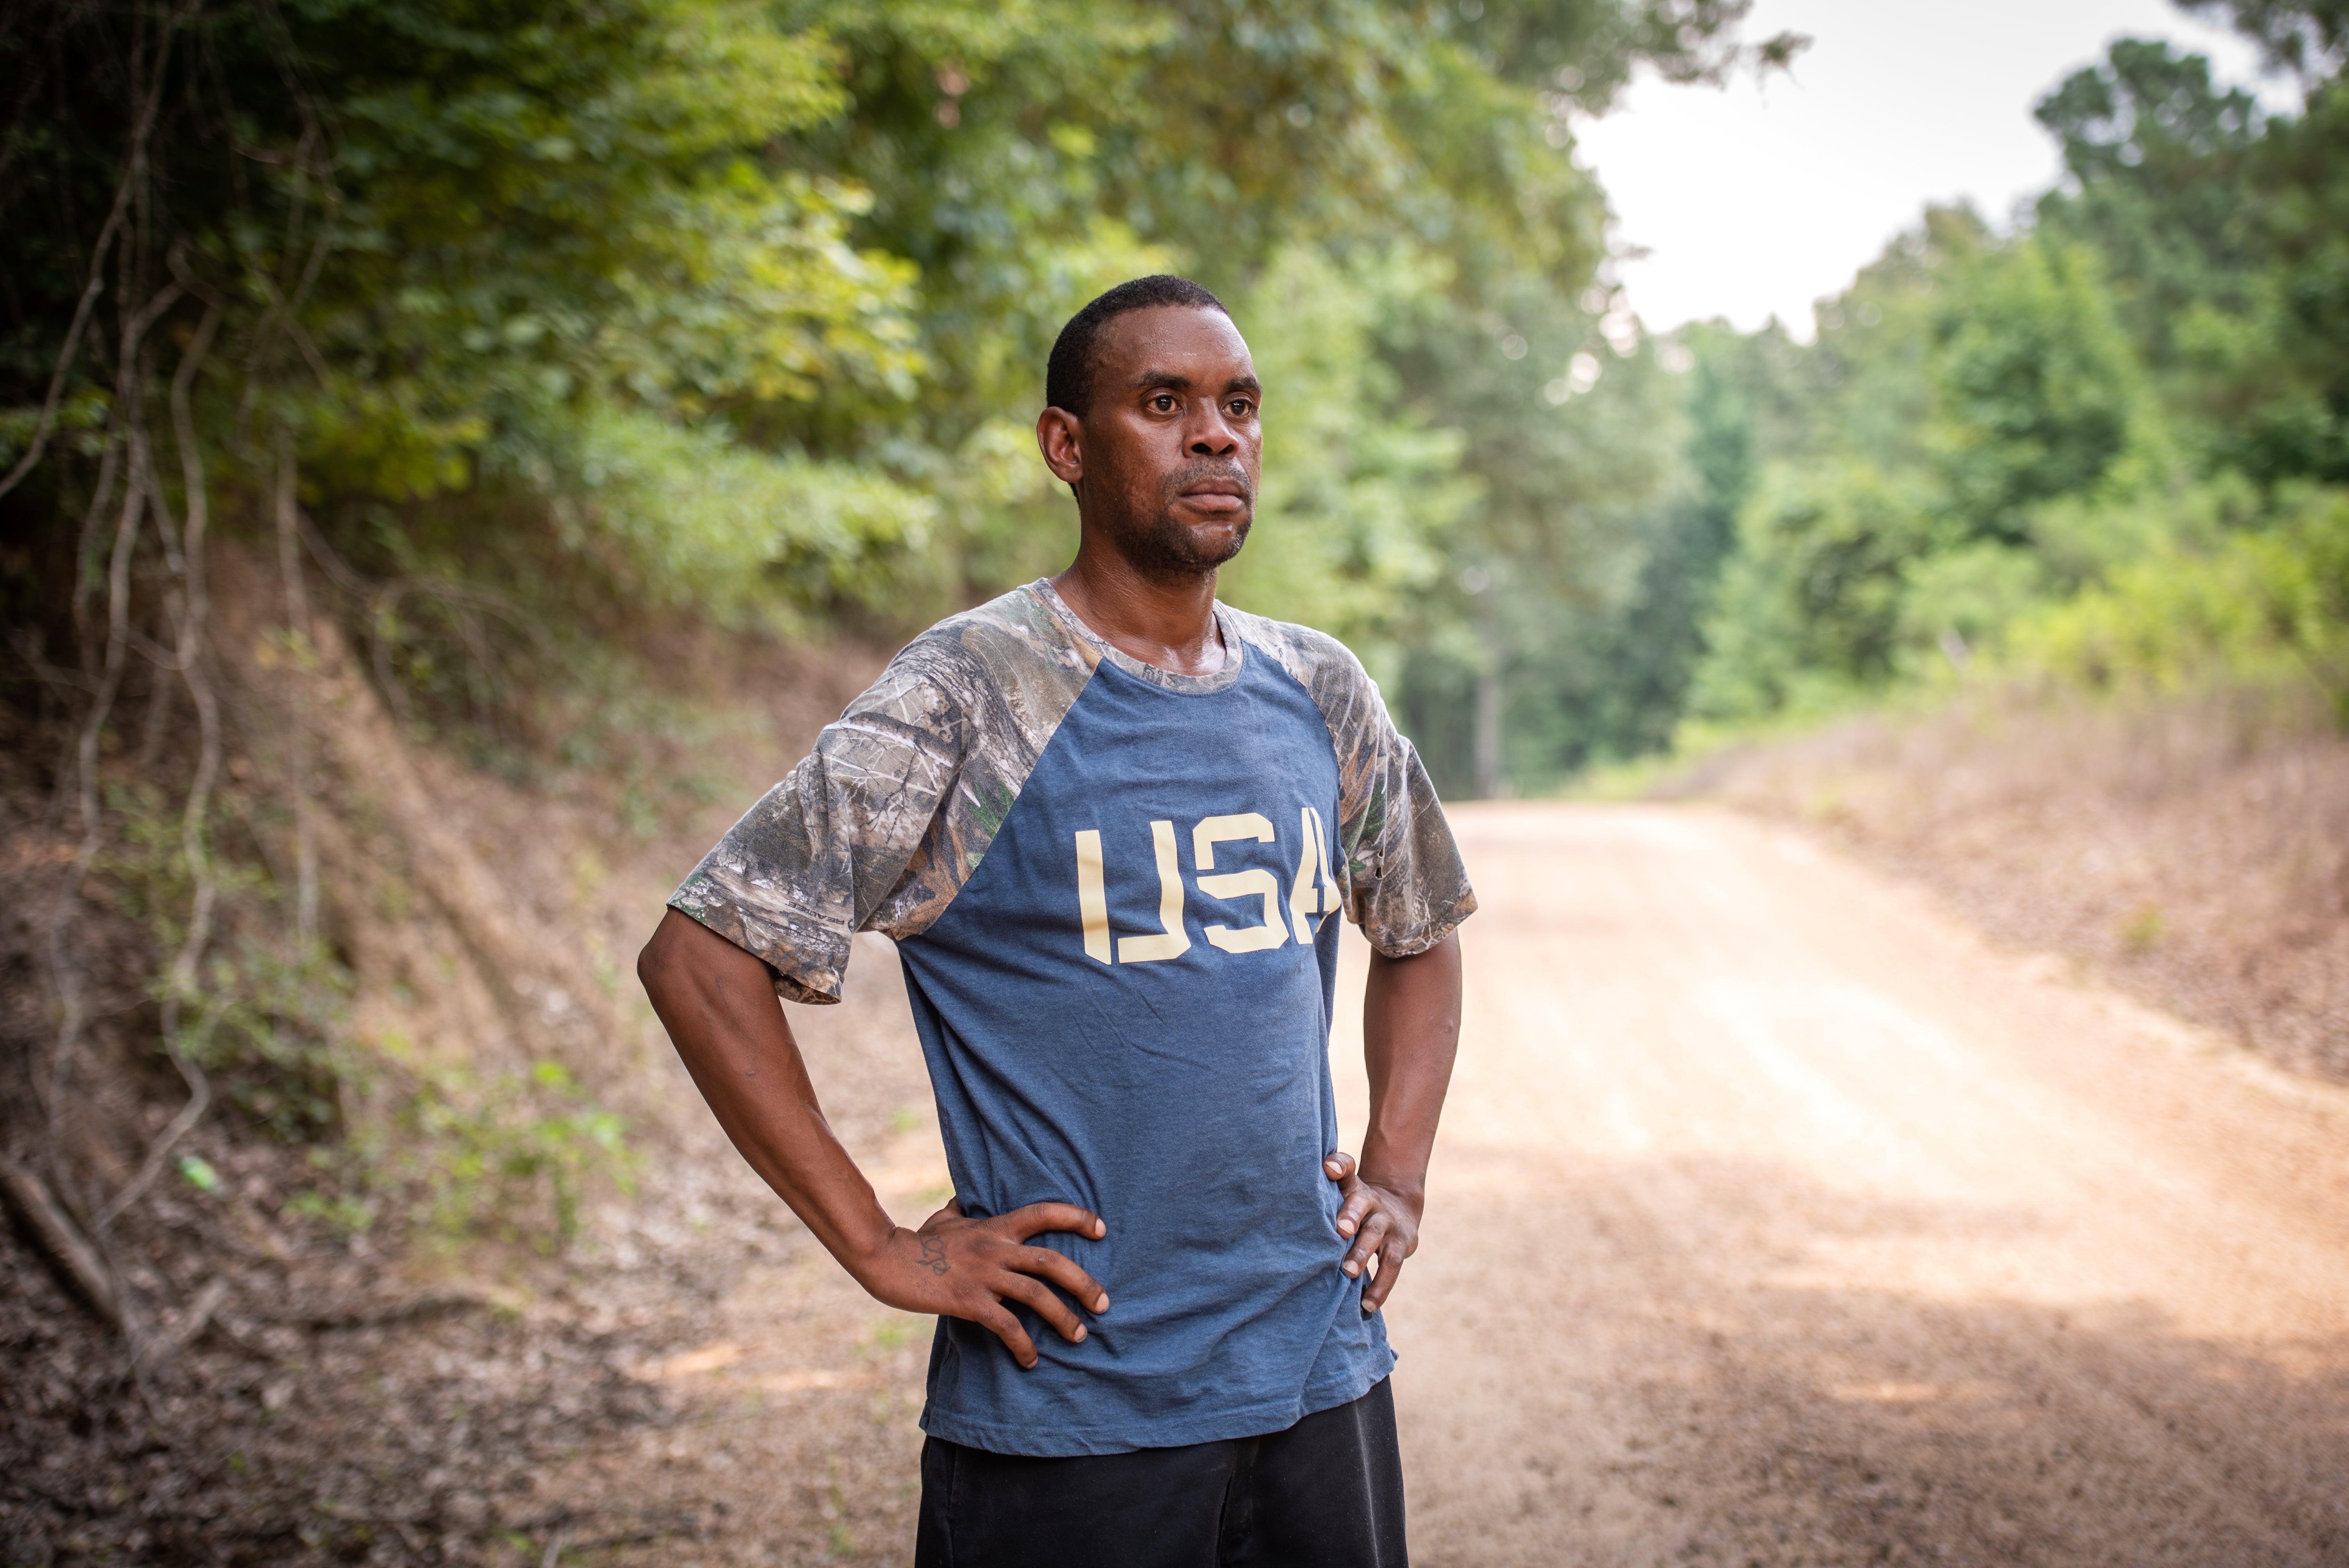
[3,0,349,1347]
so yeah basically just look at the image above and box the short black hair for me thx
[1045,274,1231,415]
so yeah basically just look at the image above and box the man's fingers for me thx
[1335,1187,1378,1239]
[1343,1210,1391,1276]
[1002,1201,1107,1242]
[998,1274,1089,1344]
[1362,1248,1406,1313]
[974,1301,1041,1368]
[1011,1245,1110,1314]
[1323,1150,1356,1182]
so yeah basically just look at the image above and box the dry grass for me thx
[1661,681,2349,1084]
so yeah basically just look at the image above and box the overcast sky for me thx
[1572,0,2296,339]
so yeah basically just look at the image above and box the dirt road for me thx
[558,804,2349,1566]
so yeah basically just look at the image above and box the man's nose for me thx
[1186,405,1240,456]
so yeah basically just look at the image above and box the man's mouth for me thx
[1161,458,1253,522]
[1176,476,1251,510]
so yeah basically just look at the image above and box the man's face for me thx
[1046,306,1263,581]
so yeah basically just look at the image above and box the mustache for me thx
[1160,457,1253,502]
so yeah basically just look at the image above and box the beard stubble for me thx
[1109,457,1255,583]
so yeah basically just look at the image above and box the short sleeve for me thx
[668,651,963,1004]
[1333,690,1476,957]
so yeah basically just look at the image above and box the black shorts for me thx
[913,1377,1407,1568]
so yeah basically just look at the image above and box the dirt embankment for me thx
[2,553,897,1566]
[1663,685,2349,1083]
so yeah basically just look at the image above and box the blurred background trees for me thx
[1,0,1807,787]
[4,0,2346,789]
[1657,12,2349,756]
[0,0,1798,1260]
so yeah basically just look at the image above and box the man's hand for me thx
[1336,926,1462,1319]
[858,1198,1112,1370]
[1324,1150,1421,1315]
[642,911,1112,1371]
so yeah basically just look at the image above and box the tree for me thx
[1929,235,2148,542]
[1511,322,1771,770]
[2181,0,2349,82]
[1386,275,1686,795]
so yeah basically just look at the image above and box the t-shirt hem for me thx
[1367,899,1475,960]
[918,1347,1397,1458]
[664,894,843,1005]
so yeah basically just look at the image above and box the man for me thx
[638,274,1471,1566]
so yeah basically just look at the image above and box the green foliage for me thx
[94,779,629,1254]
[1688,206,2171,726]
[1690,460,1939,722]
[2024,469,2258,588]
[396,1060,632,1253]
[551,408,939,628]
[1388,275,1693,791]
[1217,246,1475,663]
[1662,27,2349,750]
[764,0,1772,641]
[2033,39,2270,375]
[2032,36,2349,486]
[2181,0,2349,79]
[281,0,920,436]
[103,785,355,1142]
[1499,323,1798,773]
[2119,903,2167,953]
[8,0,2340,785]
[2008,483,2349,713]
[283,1187,377,1235]
[4,0,1795,782]
[1929,237,2150,537]
[1896,542,2050,659]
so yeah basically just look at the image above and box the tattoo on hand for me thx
[918,1235,951,1276]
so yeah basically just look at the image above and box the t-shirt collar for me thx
[1029,577,1247,695]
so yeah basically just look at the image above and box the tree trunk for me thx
[1473,612,1506,800]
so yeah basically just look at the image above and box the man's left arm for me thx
[1327,928,1462,1314]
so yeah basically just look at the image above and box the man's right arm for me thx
[636,908,1110,1368]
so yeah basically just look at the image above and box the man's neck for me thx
[1050,540,1226,678]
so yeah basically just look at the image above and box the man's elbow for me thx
[637,909,688,1008]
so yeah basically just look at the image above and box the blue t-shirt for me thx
[672,580,1474,1456]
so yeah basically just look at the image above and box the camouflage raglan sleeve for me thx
[667,585,1097,1003]
[667,638,970,1005]
[1224,609,1476,957]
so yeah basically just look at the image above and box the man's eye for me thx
[1151,394,1176,412]
[1229,400,1254,417]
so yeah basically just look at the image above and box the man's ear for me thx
[1037,406,1084,492]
